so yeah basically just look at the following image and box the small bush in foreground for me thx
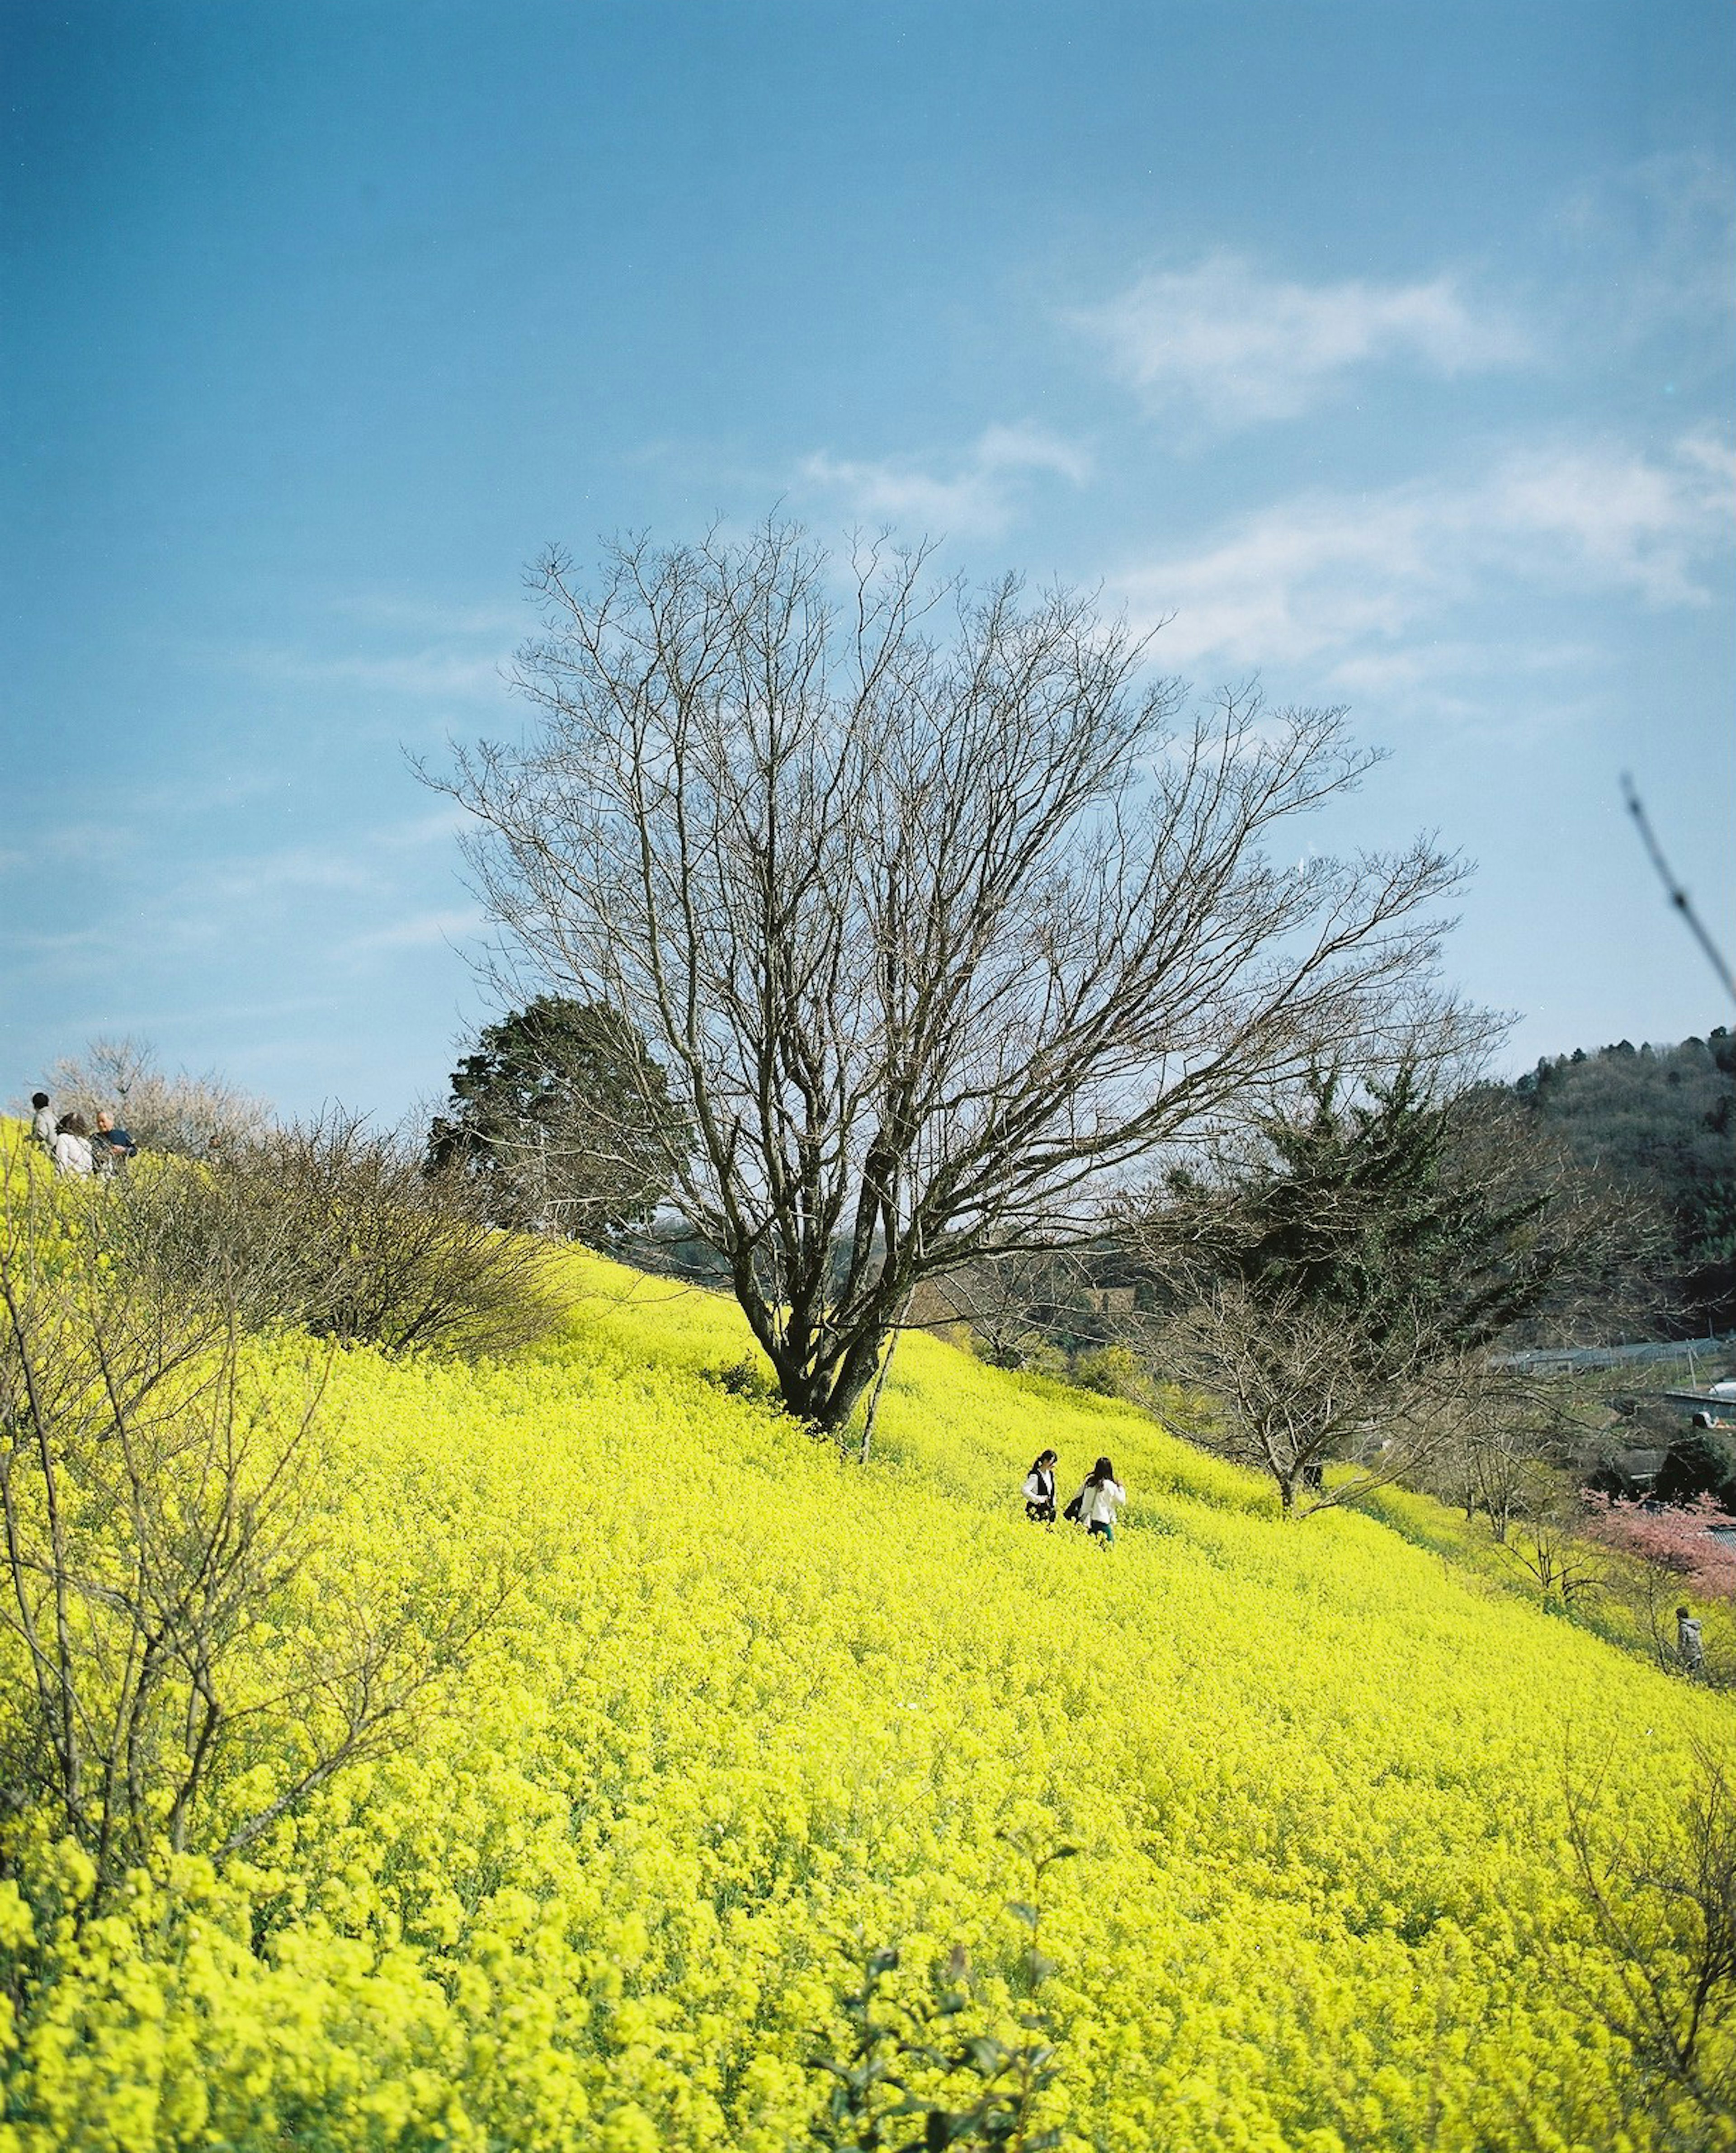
[1566,1740,1736,2136]
[0,1158,521,1908]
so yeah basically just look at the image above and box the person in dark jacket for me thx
[1023,1449,1058,1523]
[90,1110,137,1173]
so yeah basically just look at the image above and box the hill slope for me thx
[4,1251,1730,2152]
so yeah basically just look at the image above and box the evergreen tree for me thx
[426,997,686,1242]
[1184,1063,1563,1378]
[1123,1059,1641,1511]
[1511,1027,1736,1331]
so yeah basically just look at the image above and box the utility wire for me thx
[1620,773,1736,1011]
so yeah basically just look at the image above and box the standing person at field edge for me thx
[1678,1605,1705,1677]
[1023,1449,1059,1523]
[1067,1455,1126,1545]
[28,1092,56,1149]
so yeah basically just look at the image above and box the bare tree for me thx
[1145,1284,1418,1513]
[1413,1365,1585,1538]
[433,522,1458,1435]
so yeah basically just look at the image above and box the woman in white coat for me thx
[51,1111,94,1180]
[1070,1455,1126,1545]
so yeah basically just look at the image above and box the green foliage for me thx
[811,1841,1077,2152]
[427,996,687,1243]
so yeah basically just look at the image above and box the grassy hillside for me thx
[2,1246,1730,2152]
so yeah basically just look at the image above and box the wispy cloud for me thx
[330,594,527,638]
[1559,151,1736,340]
[1076,252,1530,427]
[373,804,476,850]
[798,423,1091,536]
[217,644,510,700]
[0,821,144,875]
[1117,430,1736,671]
[342,907,484,958]
[193,847,383,907]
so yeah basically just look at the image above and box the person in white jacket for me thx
[1022,1449,1058,1524]
[1070,1455,1126,1545]
[51,1112,94,1179]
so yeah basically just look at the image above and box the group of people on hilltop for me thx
[27,1090,137,1179]
[1022,1448,1126,1544]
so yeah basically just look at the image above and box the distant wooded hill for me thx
[1506,1028,1736,1336]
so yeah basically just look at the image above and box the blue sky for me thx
[4,0,1732,1124]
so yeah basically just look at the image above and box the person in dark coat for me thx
[1023,1449,1058,1523]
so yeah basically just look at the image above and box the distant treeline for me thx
[1505,1027,1736,1336]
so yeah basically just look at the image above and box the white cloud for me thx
[1482,434,1736,605]
[1117,431,1736,672]
[1076,253,1530,426]
[798,422,1091,536]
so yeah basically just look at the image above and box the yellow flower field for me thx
[1,1237,1730,2151]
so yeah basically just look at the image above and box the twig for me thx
[1622,775,1736,1010]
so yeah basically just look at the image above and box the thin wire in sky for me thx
[1621,773,1736,1012]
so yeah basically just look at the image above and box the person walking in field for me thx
[1023,1449,1059,1523]
[1067,1455,1126,1544]
[28,1092,56,1149]
[1678,1605,1705,1677]
[51,1111,94,1179]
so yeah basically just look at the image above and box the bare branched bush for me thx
[1565,1742,1736,2133]
[1503,1475,1607,1606]
[0,1168,519,1906]
[242,1112,572,1355]
[910,1246,1101,1371]
[151,1111,571,1359]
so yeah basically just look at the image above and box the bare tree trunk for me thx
[857,1295,912,1464]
